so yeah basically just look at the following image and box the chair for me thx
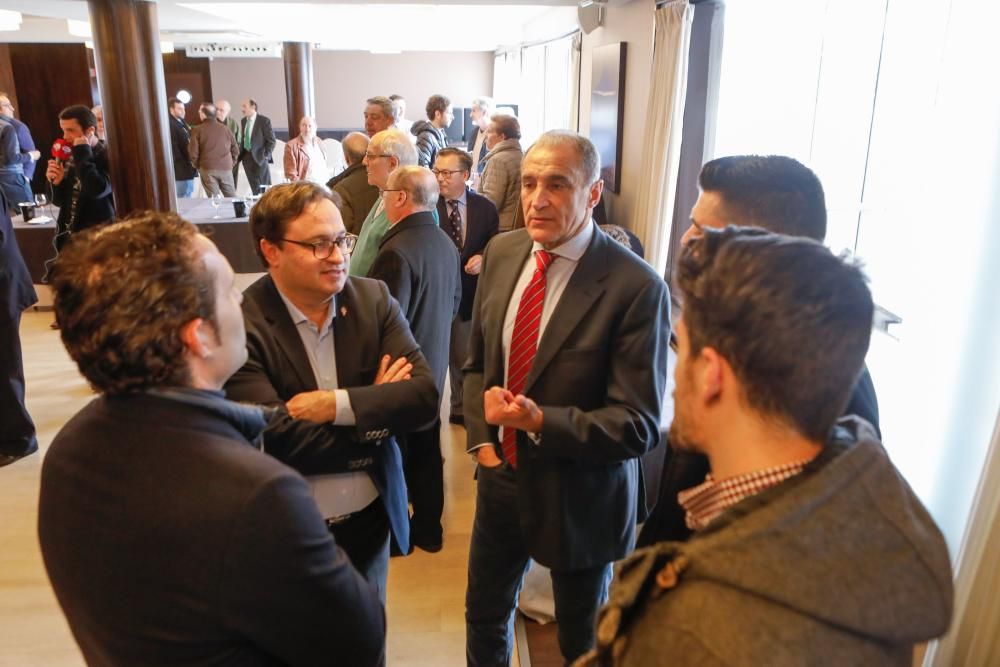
[322,138,346,180]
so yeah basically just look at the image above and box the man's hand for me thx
[476,446,504,468]
[464,254,483,275]
[375,354,413,384]
[483,386,543,433]
[73,135,90,147]
[286,390,337,423]
[46,159,64,185]
[29,150,40,161]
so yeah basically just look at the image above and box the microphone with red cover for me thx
[51,138,73,163]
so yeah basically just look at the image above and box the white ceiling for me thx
[0,1,582,52]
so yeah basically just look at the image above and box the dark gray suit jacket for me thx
[463,225,672,570]
[224,275,440,552]
[436,188,499,321]
[240,113,276,167]
[39,392,385,667]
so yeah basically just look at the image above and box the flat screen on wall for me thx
[590,42,627,193]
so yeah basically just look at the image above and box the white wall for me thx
[209,50,494,131]
[579,0,655,230]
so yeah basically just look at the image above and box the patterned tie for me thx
[501,249,554,468]
[447,200,463,250]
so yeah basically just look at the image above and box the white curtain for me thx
[631,1,694,275]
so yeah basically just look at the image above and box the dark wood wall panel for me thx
[0,45,19,111]
[163,52,213,125]
[9,44,94,194]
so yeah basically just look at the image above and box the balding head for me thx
[383,166,440,224]
[342,131,370,166]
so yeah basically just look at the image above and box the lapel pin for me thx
[340,306,348,317]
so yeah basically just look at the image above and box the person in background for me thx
[433,147,498,427]
[369,166,460,554]
[363,96,395,139]
[284,115,327,184]
[168,97,197,198]
[188,103,238,197]
[0,93,41,181]
[215,99,240,185]
[577,227,953,666]
[0,115,32,210]
[467,96,494,178]
[349,128,418,277]
[412,94,453,169]
[327,132,378,236]
[0,192,37,468]
[238,98,276,195]
[477,113,523,231]
[91,105,105,142]
[637,154,881,549]
[389,94,413,137]
[39,212,386,666]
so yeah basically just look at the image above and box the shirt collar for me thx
[276,287,336,335]
[448,190,467,207]
[531,219,595,262]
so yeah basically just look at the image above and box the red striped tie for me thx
[501,249,554,468]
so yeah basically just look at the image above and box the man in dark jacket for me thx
[45,105,115,255]
[433,147,498,425]
[578,228,952,667]
[638,154,881,547]
[168,97,198,197]
[0,94,40,181]
[369,166,460,552]
[39,211,386,666]
[239,98,276,195]
[327,131,378,235]
[0,192,37,467]
[189,103,239,197]
[412,94,453,168]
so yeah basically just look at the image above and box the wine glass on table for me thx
[211,193,223,219]
[34,193,49,219]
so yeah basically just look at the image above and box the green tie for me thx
[243,118,252,150]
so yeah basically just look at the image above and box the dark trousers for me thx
[400,422,444,545]
[466,463,612,666]
[0,171,32,212]
[240,151,271,194]
[0,311,37,456]
[327,498,391,604]
[449,316,471,418]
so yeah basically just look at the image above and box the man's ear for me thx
[260,238,279,268]
[698,346,725,404]
[588,179,604,210]
[180,318,210,359]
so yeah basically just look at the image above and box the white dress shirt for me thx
[277,290,379,518]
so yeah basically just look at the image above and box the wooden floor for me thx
[0,309,516,667]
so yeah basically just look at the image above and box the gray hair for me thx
[366,96,393,118]
[471,96,494,114]
[372,128,417,166]
[390,98,405,123]
[388,166,440,210]
[342,132,370,165]
[526,130,601,185]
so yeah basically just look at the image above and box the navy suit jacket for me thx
[225,275,440,554]
[436,188,499,321]
[0,198,36,317]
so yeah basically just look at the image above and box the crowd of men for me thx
[0,85,956,667]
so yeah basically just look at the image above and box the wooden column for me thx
[283,42,314,133]
[88,0,175,214]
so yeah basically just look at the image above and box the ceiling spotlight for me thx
[176,90,193,104]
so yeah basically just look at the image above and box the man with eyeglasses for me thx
[348,128,418,277]
[0,94,40,182]
[369,166,460,553]
[225,182,440,601]
[433,147,498,427]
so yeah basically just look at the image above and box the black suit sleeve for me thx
[220,471,385,666]
[538,275,672,464]
[368,248,413,315]
[462,240,496,452]
[69,144,113,199]
[261,117,276,161]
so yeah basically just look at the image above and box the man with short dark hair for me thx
[578,227,953,666]
[327,131,378,235]
[433,147,498,426]
[224,182,439,601]
[638,154,881,547]
[168,97,197,198]
[239,98,276,195]
[39,212,386,666]
[45,105,114,253]
[189,103,239,197]
[370,166,460,552]
[363,96,394,139]
[0,93,40,182]
[464,131,671,665]
[412,94,453,168]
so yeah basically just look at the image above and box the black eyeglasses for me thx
[379,188,405,197]
[280,234,358,259]
[365,153,392,160]
[432,169,465,178]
